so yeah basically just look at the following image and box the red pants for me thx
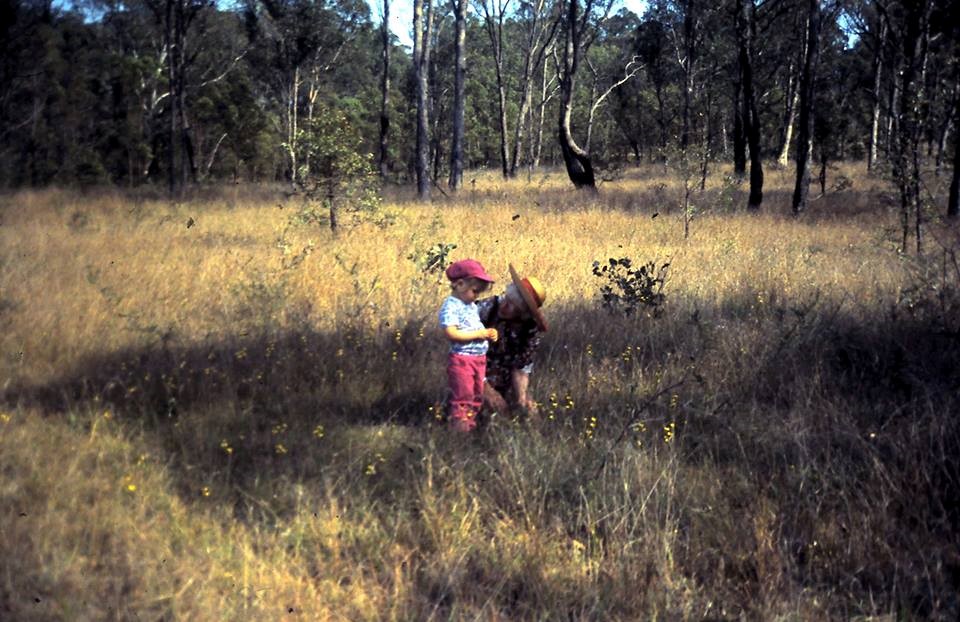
[447,353,486,432]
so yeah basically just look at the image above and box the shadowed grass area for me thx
[2,166,960,619]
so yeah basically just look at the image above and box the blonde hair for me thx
[451,276,492,293]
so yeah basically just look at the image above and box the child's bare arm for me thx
[444,326,498,342]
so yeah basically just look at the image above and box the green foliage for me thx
[291,104,383,229]
[73,153,110,187]
[407,242,457,275]
[717,173,743,213]
[229,267,294,328]
[0,0,948,196]
[591,257,670,317]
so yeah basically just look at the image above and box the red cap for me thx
[445,259,495,283]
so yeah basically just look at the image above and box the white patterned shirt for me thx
[438,295,488,356]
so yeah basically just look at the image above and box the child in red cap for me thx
[439,259,499,432]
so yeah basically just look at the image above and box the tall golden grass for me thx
[2,164,959,620]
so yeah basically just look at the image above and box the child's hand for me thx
[486,328,499,342]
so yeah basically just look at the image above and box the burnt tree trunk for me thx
[558,0,595,190]
[175,0,193,187]
[792,0,820,215]
[378,0,390,179]
[679,0,696,153]
[893,0,932,253]
[736,0,762,209]
[948,80,960,218]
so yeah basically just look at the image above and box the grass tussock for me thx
[2,164,960,620]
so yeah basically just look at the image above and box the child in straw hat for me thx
[477,264,547,422]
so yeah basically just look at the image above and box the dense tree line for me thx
[1,1,958,222]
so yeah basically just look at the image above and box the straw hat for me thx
[508,263,548,332]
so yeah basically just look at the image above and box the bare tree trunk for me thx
[721,118,728,156]
[585,65,598,152]
[179,106,197,186]
[732,68,746,178]
[700,87,713,190]
[867,17,887,172]
[414,0,433,200]
[526,100,536,179]
[327,178,337,232]
[776,64,798,168]
[655,82,668,167]
[534,46,553,169]
[886,61,900,157]
[736,0,762,209]
[949,86,960,218]
[514,86,535,175]
[432,94,445,182]
[449,0,466,189]
[200,132,227,180]
[679,0,695,153]
[304,66,321,177]
[495,80,510,178]
[558,0,595,190]
[286,66,300,189]
[915,9,931,250]
[935,80,957,176]
[818,151,828,196]
[379,0,391,179]
[172,0,196,188]
[508,0,558,177]
[936,118,952,177]
[478,0,512,178]
[792,0,819,215]
[893,0,932,253]
[679,0,696,237]
[587,56,642,156]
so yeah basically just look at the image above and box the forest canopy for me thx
[0,0,957,204]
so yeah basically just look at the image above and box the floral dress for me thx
[476,296,542,393]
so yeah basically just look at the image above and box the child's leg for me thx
[447,353,479,432]
[471,357,486,416]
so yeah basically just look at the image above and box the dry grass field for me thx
[2,164,959,620]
